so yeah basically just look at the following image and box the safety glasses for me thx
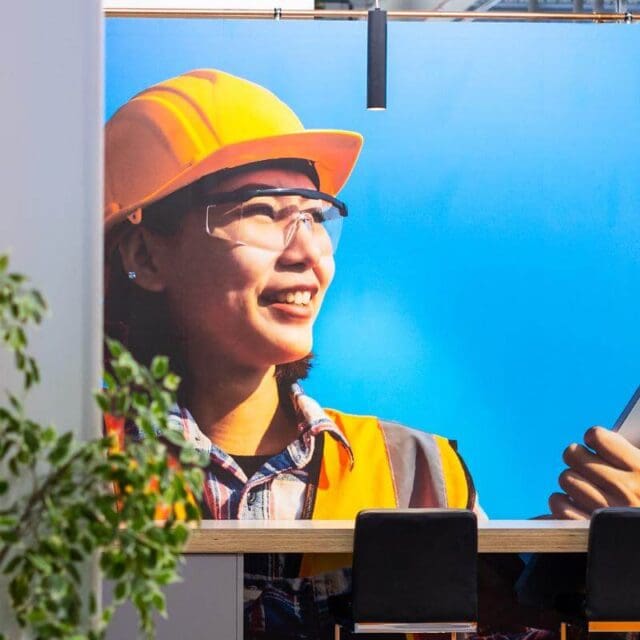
[204,187,348,255]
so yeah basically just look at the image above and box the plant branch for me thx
[0,447,87,568]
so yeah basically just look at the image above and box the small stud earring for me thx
[128,271,137,280]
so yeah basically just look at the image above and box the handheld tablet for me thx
[613,385,640,448]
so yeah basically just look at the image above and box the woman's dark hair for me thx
[104,159,319,405]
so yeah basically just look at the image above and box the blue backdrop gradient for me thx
[106,19,640,518]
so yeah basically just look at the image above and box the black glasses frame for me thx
[202,187,349,218]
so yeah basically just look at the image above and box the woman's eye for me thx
[242,203,276,220]
[306,209,326,223]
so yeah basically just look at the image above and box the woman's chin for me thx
[266,338,313,366]
[275,352,312,367]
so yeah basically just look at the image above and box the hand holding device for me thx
[548,387,640,518]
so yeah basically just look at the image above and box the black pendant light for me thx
[367,2,387,110]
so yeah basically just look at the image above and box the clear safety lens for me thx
[206,195,343,254]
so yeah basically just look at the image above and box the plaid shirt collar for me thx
[167,382,353,482]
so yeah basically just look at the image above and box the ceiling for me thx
[318,0,638,14]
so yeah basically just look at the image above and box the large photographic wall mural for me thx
[106,18,640,519]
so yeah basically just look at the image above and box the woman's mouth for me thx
[260,287,318,319]
[274,290,312,306]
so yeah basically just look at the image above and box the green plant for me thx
[0,254,208,640]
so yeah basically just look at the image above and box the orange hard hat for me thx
[104,68,364,231]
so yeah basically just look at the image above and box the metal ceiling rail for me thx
[104,7,635,21]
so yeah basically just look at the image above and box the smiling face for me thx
[129,167,336,372]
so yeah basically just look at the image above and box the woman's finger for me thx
[584,426,640,471]
[558,468,617,513]
[548,492,590,520]
[562,440,640,507]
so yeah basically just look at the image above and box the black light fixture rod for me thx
[367,5,387,110]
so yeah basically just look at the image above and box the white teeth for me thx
[275,290,312,305]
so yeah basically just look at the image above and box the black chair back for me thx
[352,509,478,624]
[586,507,640,621]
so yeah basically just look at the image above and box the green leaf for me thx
[0,514,18,529]
[15,350,25,370]
[48,431,74,466]
[27,553,52,575]
[151,590,166,612]
[162,373,180,392]
[0,529,19,544]
[95,393,110,413]
[41,426,57,445]
[67,562,81,584]
[7,457,19,476]
[171,524,189,546]
[184,501,200,521]
[42,535,64,556]
[179,446,203,466]
[163,429,187,447]
[3,554,23,574]
[8,394,21,412]
[26,609,47,624]
[150,356,169,379]
[113,393,131,416]
[31,289,46,311]
[9,575,28,605]
[114,580,129,602]
[102,371,117,391]
[113,364,133,385]
[106,338,124,358]
[101,605,114,625]
[23,428,39,453]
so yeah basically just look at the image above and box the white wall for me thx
[0,0,102,634]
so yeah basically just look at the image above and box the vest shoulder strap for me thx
[432,435,472,509]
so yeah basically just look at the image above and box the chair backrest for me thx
[586,507,640,621]
[352,508,478,624]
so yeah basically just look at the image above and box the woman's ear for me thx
[118,227,167,292]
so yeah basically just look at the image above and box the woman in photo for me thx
[103,68,480,639]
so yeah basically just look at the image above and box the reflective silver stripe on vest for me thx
[379,420,449,508]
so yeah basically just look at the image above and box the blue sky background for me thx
[107,19,640,518]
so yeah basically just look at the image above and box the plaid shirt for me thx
[164,383,354,639]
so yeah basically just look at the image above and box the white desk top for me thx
[185,519,589,554]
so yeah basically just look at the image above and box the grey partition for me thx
[106,554,244,640]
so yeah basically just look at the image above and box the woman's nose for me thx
[280,214,323,266]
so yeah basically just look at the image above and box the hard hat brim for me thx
[104,129,363,232]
